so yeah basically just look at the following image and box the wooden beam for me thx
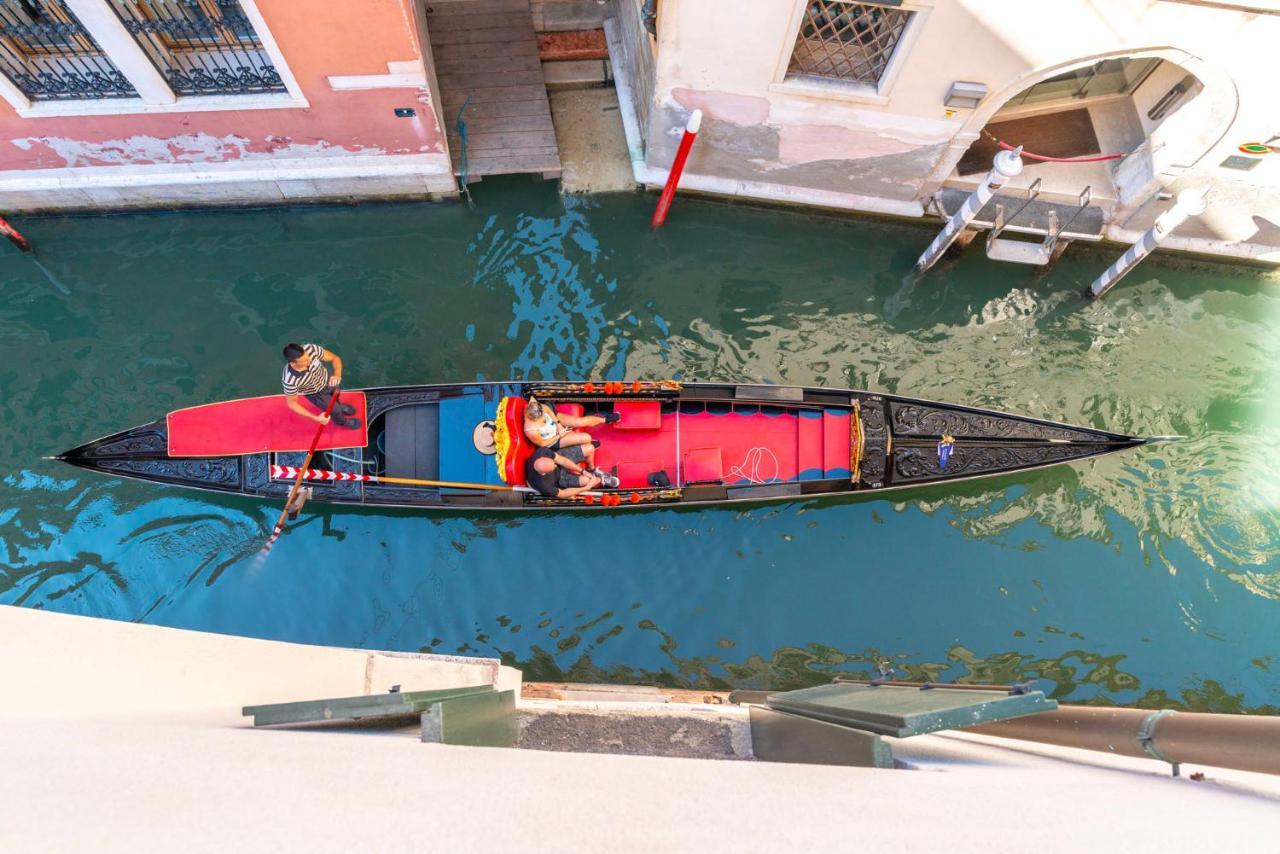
[429,26,536,46]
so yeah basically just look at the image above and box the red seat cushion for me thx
[683,448,723,484]
[500,397,534,486]
[822,410,852,476]
[617,460,661,489]
[557,402,585,418]
[614,400,661,430]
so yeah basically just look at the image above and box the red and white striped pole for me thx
[268,465,517,491]
[267,466,638,504]
[0,214,32,253]
[650,109,702,229]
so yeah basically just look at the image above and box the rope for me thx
[325,450,374,468]
[726,447,780,485]
[983,130,1126,163]
[455,95,474,206]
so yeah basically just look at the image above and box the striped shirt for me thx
[281,343,330,395]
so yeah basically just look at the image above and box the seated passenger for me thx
[526,445,619,499]
[523,397,618,456]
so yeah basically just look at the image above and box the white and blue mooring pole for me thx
[1088,188,1208,300]
[915,146,1024,274]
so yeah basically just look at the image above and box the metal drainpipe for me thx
[964,704,1280,776]
[914,147,1024,274]
[641,0,657,35]
[1087,188,1207,299]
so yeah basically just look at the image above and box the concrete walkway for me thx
[2,606,1277,853]
[550,87,636,193]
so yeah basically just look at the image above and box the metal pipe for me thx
[966,704,1280,775]
[641,0,658,36]
[1087,188,1207,299]
[914,147,1023,273]
[834,678,1016,692]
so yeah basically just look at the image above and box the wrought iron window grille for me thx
[0,0,137,99]
[786,1,913,87]
[108,0,285,95]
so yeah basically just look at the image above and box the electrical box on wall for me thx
[944,81,988,110]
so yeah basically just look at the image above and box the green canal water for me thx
[2,177,1278,709]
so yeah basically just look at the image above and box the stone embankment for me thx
[2,605,1277,851]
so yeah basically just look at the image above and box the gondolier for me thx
[281,342,362,429]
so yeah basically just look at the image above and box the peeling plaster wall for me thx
[650,88,948,202]
[647,0,1280,259]
[7,133,397,169]
[646,0,960,204]
[0,0,447,178]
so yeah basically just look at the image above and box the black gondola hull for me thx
[59,382,1148,512]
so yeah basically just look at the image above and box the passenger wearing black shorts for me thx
[526,445,619,498]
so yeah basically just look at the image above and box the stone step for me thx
[986,236,1055,265]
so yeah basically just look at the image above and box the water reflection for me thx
[495,620,1278,714]
[0,183,1277,710]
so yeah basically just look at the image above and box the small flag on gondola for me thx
[938,434,956,469]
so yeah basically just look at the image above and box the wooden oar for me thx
[269,465,627,503]
[261,389,343,554]
[270,464,521,492]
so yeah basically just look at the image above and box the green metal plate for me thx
[765,684,1057,738]
[242,685,493,727]
[421,689,517,748]
[750,706,893,768]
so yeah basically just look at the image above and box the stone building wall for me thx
[625,0,1280,262]
[0,0,457,210]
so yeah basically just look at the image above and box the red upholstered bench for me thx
[683,448,723,484]
[613,400,661,430]
[617,460,662,489]
[556,402,585,418]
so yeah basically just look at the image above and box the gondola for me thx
[56,380,1159,511]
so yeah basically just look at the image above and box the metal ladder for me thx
[985,183,1092,266]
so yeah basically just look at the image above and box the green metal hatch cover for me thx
[765,684,1057,738]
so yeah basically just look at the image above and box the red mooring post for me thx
[0,214,32,253]
[650,109,702,229]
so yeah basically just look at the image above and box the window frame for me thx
[0,0,305,117]
[0,0,138,100]
[769,0,929,106]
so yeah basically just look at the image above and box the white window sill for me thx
[15,92,309,119]
[768,76,890,107]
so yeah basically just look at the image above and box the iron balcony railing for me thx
[0,0,136,100]
[108,0,285,95]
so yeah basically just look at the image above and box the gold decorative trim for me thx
[851,400,863,484]
[493,397,513,483]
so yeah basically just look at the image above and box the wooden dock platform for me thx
[426,0,562,182]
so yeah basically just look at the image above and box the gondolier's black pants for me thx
[305,390,359,427]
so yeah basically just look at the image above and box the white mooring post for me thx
[1088,189,1208,299]
[915,147,1024,274]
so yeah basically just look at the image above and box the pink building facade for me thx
[0,0,457,210]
